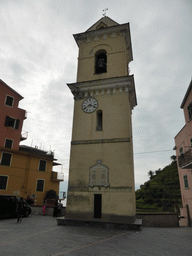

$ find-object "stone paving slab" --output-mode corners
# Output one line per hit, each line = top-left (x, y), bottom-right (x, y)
(0, 215), (192, 256)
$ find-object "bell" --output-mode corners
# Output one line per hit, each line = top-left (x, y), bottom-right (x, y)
(97, 58), (105, 68)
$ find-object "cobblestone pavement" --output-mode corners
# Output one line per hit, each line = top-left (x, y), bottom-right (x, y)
(0, 215), (192, 256)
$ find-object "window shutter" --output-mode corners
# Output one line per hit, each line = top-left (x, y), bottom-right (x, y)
(36, 180), (44, 192)
(39, 160), (46, 172)
(15, 119), (20, 129)
(101, 171), (107, 184)
(0, 176), (8, 190)
(5, 139), (13, 149)
(4, 116), (10, 127)
(184, 175), (189, 189)
(1, 153), (12, 166)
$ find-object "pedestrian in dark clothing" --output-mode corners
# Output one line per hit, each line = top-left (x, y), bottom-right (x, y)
(42, 198), (46, 216)
(58, 200), (62, 215)
(53, 200), (58, 217)
(16, 199), (23, 223)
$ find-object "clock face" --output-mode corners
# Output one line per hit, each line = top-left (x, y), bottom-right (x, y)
(82, 97), (98, 113)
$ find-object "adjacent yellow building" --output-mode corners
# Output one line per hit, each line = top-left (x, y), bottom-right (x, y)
(0, 145), (62, 205)
(0, 79), (63, 206)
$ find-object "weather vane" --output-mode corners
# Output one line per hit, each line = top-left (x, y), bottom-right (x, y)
(102, 8), (108, 17)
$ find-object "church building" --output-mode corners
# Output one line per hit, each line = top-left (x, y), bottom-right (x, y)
(65, 16), (137, 225)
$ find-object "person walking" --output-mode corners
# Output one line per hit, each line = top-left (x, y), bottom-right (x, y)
(16, 198), (23, 223)
(53, 200), (58, 217)
(42, 198), (46, 216)
(58, 199), (63, 216)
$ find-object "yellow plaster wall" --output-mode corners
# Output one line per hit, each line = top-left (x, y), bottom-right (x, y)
(72, 91), (132, 141)
(67, 191), (136, 220)
(68, 143), (134, 188)
(67, 89), (136, 221)
(0, 149), (60, 206)
(67, 137), (136, 219)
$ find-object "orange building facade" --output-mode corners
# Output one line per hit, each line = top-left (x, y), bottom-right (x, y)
(0, 79), (63, 206)
(0, 79), (26, 150)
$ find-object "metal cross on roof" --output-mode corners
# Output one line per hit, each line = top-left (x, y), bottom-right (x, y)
(102, 8), (108, 17)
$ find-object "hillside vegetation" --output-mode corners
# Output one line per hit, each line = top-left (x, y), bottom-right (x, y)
(136, 160), (182, 212)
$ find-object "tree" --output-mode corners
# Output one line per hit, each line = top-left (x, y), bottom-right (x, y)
(155, 168), (161, 175)
(170, 155), (176, 162)
(148, 170), (154, 179)
(46, 190), (58, 199)
(136, 160), (181, 212)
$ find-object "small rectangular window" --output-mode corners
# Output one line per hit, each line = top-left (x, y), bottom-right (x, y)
(39, 160), (46, 172)
(187, 103), (192, 120)
(91, 171), (97, 184)
(190, 138), (192, 147)
(96, 110), (103, 131)
(179, 147), (183, 155)
(36, 179), (44, 192)
(184, 175), (189, 189)
(4, 139), (13, 149)
(5, 95), (14, 107)
(5, 116), (20, 130)
(0, 153), (12, 166)
(0, 175), (8, 190)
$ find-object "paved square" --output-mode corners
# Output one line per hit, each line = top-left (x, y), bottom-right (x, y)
(0, 215), (191, 255)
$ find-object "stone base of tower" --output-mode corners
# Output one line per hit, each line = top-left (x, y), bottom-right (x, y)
(57, 216), (142, 231)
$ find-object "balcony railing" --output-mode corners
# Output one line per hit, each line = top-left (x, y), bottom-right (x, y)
(24, 111), (27, 119)
(178, 149), (192, 169)
(20, 131), (28, 141)
(51, 171), (64, 181)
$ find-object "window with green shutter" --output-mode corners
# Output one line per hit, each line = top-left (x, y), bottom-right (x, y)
(36, 180), (44, 192)
(0, 176), (8, 190)
(39, 160), (46, 172)
(184, 175), (189, 189)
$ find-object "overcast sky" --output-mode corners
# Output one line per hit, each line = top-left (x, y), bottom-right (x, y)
(0, 0), (192, 191)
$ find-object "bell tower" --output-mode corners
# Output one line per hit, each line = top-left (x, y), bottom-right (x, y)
(65, 16), (137, 226)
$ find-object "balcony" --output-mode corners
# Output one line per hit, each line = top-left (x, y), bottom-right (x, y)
(178, 149), (192, 169)
(20, 131), (28, 141)
(51, 171), (64, 181)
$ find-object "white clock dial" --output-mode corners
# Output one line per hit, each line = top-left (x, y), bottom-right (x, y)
(82, 97), (98, 113)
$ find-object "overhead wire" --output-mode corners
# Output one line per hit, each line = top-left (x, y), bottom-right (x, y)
(134, 149), (173, 155)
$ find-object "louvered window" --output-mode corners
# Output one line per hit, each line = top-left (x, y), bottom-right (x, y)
(36, 179), (44, 192)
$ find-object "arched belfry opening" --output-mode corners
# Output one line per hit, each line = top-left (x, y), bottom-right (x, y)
(95, 50), (107, 74)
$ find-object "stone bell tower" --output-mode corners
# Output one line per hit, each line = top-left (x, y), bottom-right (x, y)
(65, 16), (137, 226)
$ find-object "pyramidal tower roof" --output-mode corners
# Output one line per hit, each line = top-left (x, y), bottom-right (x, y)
(86, 16), (119, 32)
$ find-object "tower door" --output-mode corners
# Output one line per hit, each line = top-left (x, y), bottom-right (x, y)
(94, 194), (102, 218)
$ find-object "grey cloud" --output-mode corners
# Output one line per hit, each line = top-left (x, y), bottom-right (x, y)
(1, 0), (192, 188)
(10, 61), (28, 82)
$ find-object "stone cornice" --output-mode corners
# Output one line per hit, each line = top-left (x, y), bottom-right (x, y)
(73, 23), (133, 60)
(67, 75), (137, 109)
(71, 138), (131, 145)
